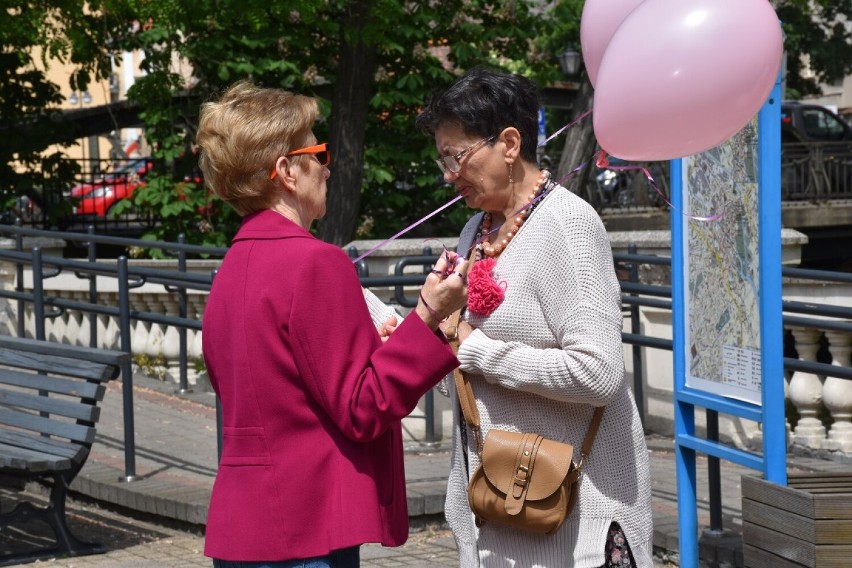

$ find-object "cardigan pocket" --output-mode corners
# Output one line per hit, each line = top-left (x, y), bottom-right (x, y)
(219, 426), (273, 466)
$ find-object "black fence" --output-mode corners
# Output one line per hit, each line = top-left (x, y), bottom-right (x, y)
(1, 223), (850, 535)
(781, 140), (852, 201)
(6, 143), (852, 238)
(1, 158), (171, 237)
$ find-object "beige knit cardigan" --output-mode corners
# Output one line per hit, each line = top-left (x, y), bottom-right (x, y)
(444, 184), (653, 568)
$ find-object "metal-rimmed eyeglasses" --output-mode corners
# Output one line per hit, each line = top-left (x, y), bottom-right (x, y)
(435, 136), (495, 175)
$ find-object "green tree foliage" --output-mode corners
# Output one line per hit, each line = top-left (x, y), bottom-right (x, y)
(3, 1), (849, 247)
(773, 0), (852, 99)
(0, 2), (112, 220)
(99, 0), (582, 247)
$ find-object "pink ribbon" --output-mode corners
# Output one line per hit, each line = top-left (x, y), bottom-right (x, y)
(351, 107), (724, 263)
(595, 151), (724, 222)
(351, 195), (464, 263)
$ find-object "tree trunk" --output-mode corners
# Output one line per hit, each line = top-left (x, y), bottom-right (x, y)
(555, 77), (600, 209)
(317, 0), (377, 246)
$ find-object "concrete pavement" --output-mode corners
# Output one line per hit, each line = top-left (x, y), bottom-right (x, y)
(3, 372), (848, 567)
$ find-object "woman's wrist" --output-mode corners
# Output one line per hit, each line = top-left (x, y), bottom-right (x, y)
(417, 292), (442, 330)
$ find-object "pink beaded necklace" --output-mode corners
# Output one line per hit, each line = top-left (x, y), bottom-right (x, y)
(467, 170), (551, 316)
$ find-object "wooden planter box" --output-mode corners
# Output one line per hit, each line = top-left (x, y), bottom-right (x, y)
(742, 473), (852, 567)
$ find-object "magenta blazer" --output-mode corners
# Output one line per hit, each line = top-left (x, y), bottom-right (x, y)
(202, 210), (458, 561)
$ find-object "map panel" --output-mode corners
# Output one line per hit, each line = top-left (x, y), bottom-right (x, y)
(683, 118), (762, 405)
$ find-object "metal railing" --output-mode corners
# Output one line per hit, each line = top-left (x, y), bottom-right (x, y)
(1, 223), (850, 540)
(590, 140), (852, 212)
(0, 224), (225, 481)
(781, 140), (852, 201)
(5, 144), (852, 234)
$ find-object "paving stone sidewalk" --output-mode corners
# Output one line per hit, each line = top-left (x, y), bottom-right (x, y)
(2, 374), (846, 566)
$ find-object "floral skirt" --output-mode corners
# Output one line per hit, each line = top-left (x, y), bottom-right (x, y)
(601, 522), (636, 568)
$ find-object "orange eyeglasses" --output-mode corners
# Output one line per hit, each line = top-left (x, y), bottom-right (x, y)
(269, 143), (331, 179)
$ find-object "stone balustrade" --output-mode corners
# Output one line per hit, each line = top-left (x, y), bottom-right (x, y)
(1, 230), (851, 458)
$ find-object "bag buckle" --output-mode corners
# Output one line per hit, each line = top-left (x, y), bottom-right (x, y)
(513, 464), (529, 489)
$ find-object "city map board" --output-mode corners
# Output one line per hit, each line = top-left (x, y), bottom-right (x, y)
(682, 118), (762, 405)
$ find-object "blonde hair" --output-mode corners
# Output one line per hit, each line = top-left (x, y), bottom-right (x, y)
(196, 81), (319, 216)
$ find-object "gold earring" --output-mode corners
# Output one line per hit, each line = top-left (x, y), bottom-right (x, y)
(508, 162), (514, 185)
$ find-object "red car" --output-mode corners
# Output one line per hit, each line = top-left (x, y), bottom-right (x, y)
(69, 159), (153, 217)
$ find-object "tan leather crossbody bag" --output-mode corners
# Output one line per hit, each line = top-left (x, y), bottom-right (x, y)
(445, 309), (604, 535)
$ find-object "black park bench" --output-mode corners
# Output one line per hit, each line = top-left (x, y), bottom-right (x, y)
(0, 334), (129, 565)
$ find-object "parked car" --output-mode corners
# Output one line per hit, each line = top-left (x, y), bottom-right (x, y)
(781, 102), (852, 143)
(68, 159), (153, 217)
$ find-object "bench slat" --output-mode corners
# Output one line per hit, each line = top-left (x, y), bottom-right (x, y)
(0, 429), (83, 461)
(0, 349), (116, 382)
(0, 407), (94, 444)
(0, 369), (103, 400)
(0, 389), (100, 422)
(0, 335), (129, 374)
(0, 443), (71, 472)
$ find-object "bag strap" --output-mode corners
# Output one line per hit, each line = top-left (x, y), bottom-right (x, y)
(446, 304), (605, 464)
(577, 406), (605, 471)
(447, 310), (484, 455)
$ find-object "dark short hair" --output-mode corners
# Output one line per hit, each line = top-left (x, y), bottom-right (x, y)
(415, 66), (541, 163)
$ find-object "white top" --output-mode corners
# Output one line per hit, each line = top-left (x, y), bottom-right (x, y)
(446, 184), (653, 567)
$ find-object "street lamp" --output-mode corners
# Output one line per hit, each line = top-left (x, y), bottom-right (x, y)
(68, 90), (93, 106)
(559, 48), (582, 77)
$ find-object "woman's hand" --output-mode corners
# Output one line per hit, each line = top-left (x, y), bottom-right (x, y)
(415, 250), (469, 330)
(456, 320), (474, 344)
(378, 316), (398, 342)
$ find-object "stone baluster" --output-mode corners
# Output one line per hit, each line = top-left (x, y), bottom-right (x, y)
(96, 292), (118, 349)
(130, 293), (151, 367)
(65, 295), (85, 346)
(23, 302), (34, 338)
(822, 330), (852, 453)
(784, 366), (793, 449)
(191, 328), (206, 388)
(0, 255), (17, 336)
(187, 295), (207, 385)
(160, 294), (182, 382)
(45, 292), (66, 344)
(141, 293), (167, 379)
(788, 327), (827, 448)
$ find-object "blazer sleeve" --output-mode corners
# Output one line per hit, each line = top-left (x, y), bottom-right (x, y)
(289, 247), (459, 442)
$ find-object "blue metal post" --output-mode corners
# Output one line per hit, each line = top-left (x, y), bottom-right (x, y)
(15, 221), (24, 337)
(758, 77), (787, 485)
(32, 248), (45, 341)
(671, 157), (699, 567)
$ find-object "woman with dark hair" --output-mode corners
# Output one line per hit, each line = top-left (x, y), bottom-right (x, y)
(416, 67), (653, 567)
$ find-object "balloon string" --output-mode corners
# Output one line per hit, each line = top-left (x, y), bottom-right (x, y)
(351, 109), (594, 263)
(537, 108), (596, 187)
(539, 108), (593, 148)
(350, 107), (723, 264)
(595, 151), (724, 222)
(351, 195), (464, 263)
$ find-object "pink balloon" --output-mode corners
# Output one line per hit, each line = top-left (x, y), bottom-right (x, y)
(580, 0), (645, 87)
(592, 0), (783, 162)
